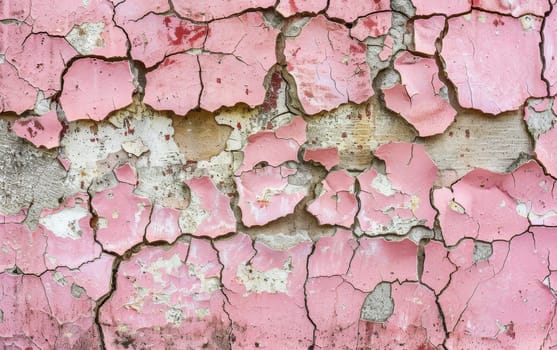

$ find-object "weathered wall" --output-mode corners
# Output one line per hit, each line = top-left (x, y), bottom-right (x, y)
(1, 0), (557, 349)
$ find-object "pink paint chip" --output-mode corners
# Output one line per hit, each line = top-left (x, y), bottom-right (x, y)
(351, 12), (392, 41)
(0, 62), (38, 114)
(307, 170), (358, 227)
(284, 15), (373, 114)
(114, 162), (137, 185)
(145, 205), (182, 243)
(0, 0), (31, 20)
(6, 33), (77, 95)
(235, 166), (306, 227)
(303, 147), (340, 170)
(383, 52), (456, 136)
(200, 12), (279, 111)
(441, 10), (546, 114)
(276, 0), (327, 17)
(412, 0), (471, 16)
(236, 116), (306, 174)
(39, 193), (102, 270)
(473, 0), (550, 16)
(327, 0), (390, 22)
(357, 143), (437, 235)
(173, 0), (275, 21)
(92, 183), (152, 255)
(13, 111), (63, 149)
(144, 54), (201, 115)
(123, 13), (207, 68)
(61, 58), (135, 121)
(185, 176), (236, 238)
(413, 16), (445, 55)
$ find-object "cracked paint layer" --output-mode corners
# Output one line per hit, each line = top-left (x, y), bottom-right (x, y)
(5, 0), (557, 348)
(441, 10), (546, 114)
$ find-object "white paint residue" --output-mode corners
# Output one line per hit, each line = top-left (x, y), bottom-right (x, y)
(39, 206), (89, 240)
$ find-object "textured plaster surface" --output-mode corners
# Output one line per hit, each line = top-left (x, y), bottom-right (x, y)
(3, 1), (557, 349)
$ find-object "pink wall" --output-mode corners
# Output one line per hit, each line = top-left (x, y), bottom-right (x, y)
(1, 0), (557, 349)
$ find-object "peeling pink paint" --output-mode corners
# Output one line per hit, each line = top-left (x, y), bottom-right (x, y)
(327, 0), (389, 22)
(185, 176), (236, 238)
(351, 12), (392, 41)
(144, 54), (201, 115)
(235, 166), (306, 227)
(442, 10), (546, 114)
(4, 0), (557, 348)
(307, 169), (358, 227)
(284, 15), (373, 114)
(92, 183), (152, 255)
(61, 58), (135, 121)
(13, 110), (63, 149)
(215, 232), (314, 348)
(358, 143), (437, 235)
(383, 52), (456, 136)
(200, 12), (279, 111)
(413, 16), (445, 55)
(303, 147), (340, 170)
(123, 14), (206, 68)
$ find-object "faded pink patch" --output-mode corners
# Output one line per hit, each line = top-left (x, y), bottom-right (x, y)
(123, 13), (207, 68)
(215, 232), (314, 348)
(351, 12), (392, 41)
(237, 116), (306, 174)
(413, 15), (445, 55)
(441, 10), (546, 114)
(200, 12), (279, 111)
(186, 176), (236, 238)
(284, 15), (373, 114)
(235, 166), (306, 227)
(100, 239), (231, 349)
(0, 272), (100, 349)
(65, 252), (115, 300)
(173, 0), (276, 21)
(473, 0), (550, 16)
(0, 221), (47, 274)
(276, 0), (326, 17)
(0, 63), (37, 114)
(92, 183), (152, 255)
(383, 52), (456, 136)
(412, 0), (471, 15)
(303, 147), (340, 170)
(13, 111), (63, 149)
(145, 205), (182, 243)
(307, 170), (358, 227)
(357, 143), (437, 235)
(144, 54), (201, 115)
(327, 0), (389, 22)
(61, 58), (135, 121)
